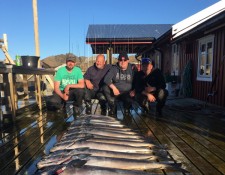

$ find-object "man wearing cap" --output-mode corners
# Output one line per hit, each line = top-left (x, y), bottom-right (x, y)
(103, 51), (137, 117)
(132, 58), (168, 117)
(84, 54), (111, 115)
(47, 56), (85, 115)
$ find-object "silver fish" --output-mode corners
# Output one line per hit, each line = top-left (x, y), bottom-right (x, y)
(58, 136), (148, 149)
(65, 128), (143, 139)
(36, 159), (87, 175)
(58, 136), (153, 147)
(61, 164), (165, 175)
(37, 154), (90, 169)
(47, 147), (168, 160)
(51, 140), (152, 153)
(68, 123), (133, 131)
(66, 128), (141, 138)
(61, 133), (145, 143)
(70, 120), (126, 128)
(80, 156), (182, 171)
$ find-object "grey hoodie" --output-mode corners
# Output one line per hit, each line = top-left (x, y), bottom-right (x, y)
(104, 63), (135, 93)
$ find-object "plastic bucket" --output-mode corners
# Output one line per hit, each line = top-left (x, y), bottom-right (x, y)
(21, 56), (39, 68)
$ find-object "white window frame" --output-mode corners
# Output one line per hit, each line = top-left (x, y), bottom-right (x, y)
(171, 44), (179, 76)
(197, 35), (214, 82)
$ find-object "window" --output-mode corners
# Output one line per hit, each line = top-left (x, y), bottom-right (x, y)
(171, 44), (179, 75)
(197, 35), (214, 81)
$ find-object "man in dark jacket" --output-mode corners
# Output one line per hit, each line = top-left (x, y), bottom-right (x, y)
(103, 51), (137, 117)
(84, 54), (111, 115)
(132, 58), (168, 116)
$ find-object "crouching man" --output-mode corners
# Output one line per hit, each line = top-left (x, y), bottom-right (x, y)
(132, 58), (168, 117)
(84, 54), (111, 115)
(103, 51), (137, 117)
(47, 57), (85, 115)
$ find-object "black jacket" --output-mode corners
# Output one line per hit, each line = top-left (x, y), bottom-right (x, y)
(134, 68), (166, 93)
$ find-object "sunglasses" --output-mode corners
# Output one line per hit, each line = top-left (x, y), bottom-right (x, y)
(118, 59), (128, 62)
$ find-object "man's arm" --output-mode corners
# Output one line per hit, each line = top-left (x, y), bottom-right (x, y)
(109, 83), (120, 96)
(85, 79), (94, 90)
(54, 81), (68, 100)
(104, 67), (120, 96)
(64, 79), (85, 95)
(142, 90), (156, 102)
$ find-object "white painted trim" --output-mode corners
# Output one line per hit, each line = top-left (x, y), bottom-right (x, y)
(172, 1), (225, 39)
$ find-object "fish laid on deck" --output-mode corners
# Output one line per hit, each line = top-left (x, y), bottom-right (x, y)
(36, 114), (187, 175)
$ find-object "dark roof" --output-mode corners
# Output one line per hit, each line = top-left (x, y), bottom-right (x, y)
(86, 24), (172, 54)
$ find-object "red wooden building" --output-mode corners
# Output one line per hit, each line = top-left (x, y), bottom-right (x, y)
(146, 1), (225, 107)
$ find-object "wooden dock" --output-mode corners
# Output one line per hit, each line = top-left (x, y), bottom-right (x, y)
(0, 97), (225, 174)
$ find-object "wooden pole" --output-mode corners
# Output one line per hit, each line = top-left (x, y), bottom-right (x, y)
(32, 0), (40, 62)
(32, 0), (42, 110)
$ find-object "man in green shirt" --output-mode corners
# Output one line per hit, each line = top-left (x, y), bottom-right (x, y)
(48, 57), (85, 115)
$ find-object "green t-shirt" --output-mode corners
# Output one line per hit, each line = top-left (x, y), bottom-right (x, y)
(54, 66), (84, 91)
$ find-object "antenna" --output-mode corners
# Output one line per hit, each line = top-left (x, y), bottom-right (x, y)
(68, 11), (71, 54)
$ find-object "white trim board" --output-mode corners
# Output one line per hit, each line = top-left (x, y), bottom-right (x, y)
(172, 1), (225, 39)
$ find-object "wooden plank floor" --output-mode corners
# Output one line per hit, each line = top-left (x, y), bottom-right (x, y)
(90, 97), (225, 175)
(1, 97), (225, 174)
(112, 97), (225, 175)
(0, 102), (76, 175)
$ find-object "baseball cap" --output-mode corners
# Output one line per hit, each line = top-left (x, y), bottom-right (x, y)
(141, 58), (152, 64)
(118, 51), (129, 61)
(66, 57), (76, 62)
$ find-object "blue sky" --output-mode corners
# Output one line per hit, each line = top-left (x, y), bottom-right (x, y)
(0, 0), (220, 61)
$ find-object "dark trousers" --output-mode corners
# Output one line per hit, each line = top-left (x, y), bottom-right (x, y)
(136, 89), (168, 112)
(47, 88), (84, 109)
(84, 88), (107, 109)
(103, 85), (133, 109)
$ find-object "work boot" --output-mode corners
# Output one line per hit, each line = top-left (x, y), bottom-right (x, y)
(155, 107), (163, 117)
(141, 100), (150, 114)
(101, 108), (107, 115)
(108, 105), (117, 118)
(100, 103), (107, 115)
(124, 108), (130, 116)
(73, 105), (80, 116)
(85, 102), (92, 115)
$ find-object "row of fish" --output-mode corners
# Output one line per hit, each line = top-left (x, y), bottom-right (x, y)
(36, 114), (187, 175)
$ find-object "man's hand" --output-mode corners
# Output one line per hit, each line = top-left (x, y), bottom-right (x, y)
(109, 84), (120, 96)
(130, 90), (135, 97)
(86, 80), (94, 90)
(63, 93), (69, 101)
(112, 87), (120, 96)
(64, 84), (71, 95)
(145, 85), (156, 93)
(147, 93), (156, 102)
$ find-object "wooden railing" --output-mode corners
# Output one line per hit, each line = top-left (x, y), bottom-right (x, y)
(0, 64), (55, 120)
